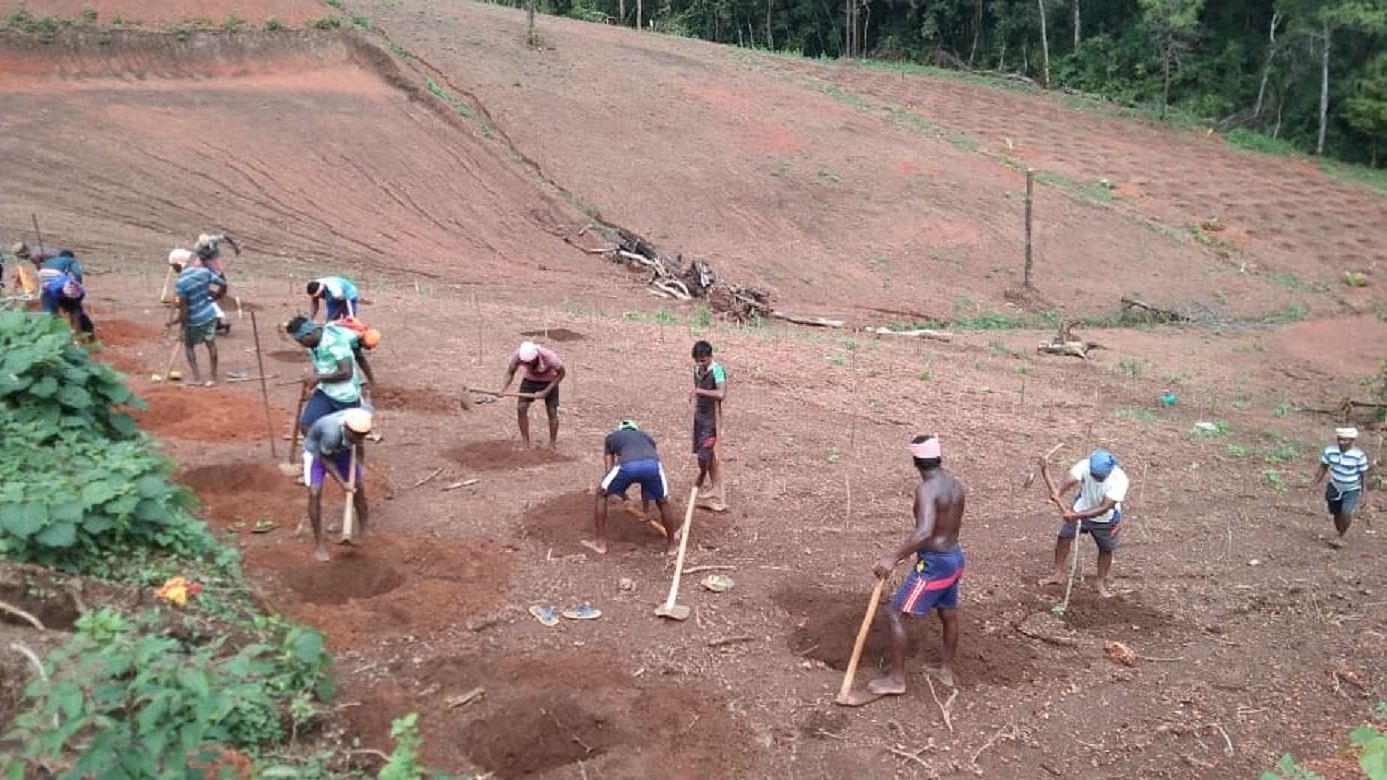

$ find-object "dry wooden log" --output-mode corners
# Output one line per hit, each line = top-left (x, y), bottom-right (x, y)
(862, 326), (953, 342)
(1037, 340), (1098, 358)
(770, 311), (845, 328)
(1119, 296), (1187, 323)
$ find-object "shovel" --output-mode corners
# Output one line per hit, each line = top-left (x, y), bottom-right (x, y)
(834, 576), (888, 707)
(655, 486), (699, 621)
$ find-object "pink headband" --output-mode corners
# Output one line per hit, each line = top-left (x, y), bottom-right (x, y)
(909, 438), (940, 459)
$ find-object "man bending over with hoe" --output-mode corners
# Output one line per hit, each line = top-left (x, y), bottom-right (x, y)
(584, 420), (678, 556)
(306, 275), (360, 322)
(500, 340), (565, 448)
(870, 434), (966, 693)
(303, 408), (372, 562)
(287, 317), (368, 432)
(1041, 449), (1129, 598)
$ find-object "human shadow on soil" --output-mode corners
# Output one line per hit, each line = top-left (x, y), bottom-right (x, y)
(444, 439), (574, 471)
(774, 584), (1039, 687)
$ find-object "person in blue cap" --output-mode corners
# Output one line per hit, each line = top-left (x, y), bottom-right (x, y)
(584, 420), (678, 556)
(1042, 449), (1129, 598)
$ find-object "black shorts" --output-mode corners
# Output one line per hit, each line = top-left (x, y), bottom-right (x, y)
(518, 378), (559, 412)
(693, 419), (717, 465)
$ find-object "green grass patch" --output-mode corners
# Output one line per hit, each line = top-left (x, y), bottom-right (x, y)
(1223, 128), (1298, 156)
(1034, 171), (1115, 203)
(263, 16), (283, 31)
(350, 14), (371, 30)
(309, 15), (341, 29)
(1275, 302), (1309, 323)
(1320, 159), (1387, 195)
(1115, 406), (1160, 424)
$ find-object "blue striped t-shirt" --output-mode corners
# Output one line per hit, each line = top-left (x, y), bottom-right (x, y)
(175, 266), (225, 326)
(1321, 445), (1369, 492)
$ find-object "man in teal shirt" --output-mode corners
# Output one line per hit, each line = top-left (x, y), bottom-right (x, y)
(287, 316), (370, 433)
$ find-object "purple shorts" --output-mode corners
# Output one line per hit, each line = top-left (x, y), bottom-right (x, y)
(303, 450), (362, 488)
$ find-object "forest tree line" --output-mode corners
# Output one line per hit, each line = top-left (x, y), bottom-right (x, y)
(515, 0), (1387, 167)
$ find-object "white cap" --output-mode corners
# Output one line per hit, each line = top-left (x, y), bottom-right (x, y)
(195, 233), (212, 249)
(517, 341), (539, 362)
(168, 248), (193, 267)
(343, 408), (373, 434)
(1335, 426), (1359, 439)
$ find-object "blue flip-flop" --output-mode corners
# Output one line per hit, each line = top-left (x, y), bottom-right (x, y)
(562, 603), (602, 620)
(528, 605), (559, 627)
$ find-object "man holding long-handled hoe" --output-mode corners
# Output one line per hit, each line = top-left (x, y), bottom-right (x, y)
(166, 258), (227, 386)
(868, 434), (966, 694)
(690, 340), (728, 512)
(499, 340), (565, 449)
(303, 408), (372, 562)
(1040, 449), (1129, 598)
(286, 316), (369, 432)
(583, 420), (679, 556)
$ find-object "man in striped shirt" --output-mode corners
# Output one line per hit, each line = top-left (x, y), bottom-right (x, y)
(1311, 426), (1371, 548)
(168, 262), (227, 386)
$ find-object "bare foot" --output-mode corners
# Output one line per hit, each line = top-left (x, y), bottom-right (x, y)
(204, 380), (216, 388)
(1096, 579), (1115, 598)
(579, 539), (608, 555)
(1037, 573), (1064, 587)
(1327, 537), (1345, 549)
(925, 664), (956, 687)
(665, 542), (679, 556)
(866, 676), (906, 695)
(314, 544), (330, 562)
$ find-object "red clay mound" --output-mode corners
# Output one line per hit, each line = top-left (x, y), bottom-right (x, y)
(0, 0), (324, 26)
(244, 535), (514, 649)
(134, 385), (288, 442)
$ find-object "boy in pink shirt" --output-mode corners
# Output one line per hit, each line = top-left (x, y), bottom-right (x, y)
(499, 341), (566, 448)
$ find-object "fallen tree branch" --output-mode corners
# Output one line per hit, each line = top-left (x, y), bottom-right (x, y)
(770, 311), (844, 328)
(886, 745), (933, 771)
(411, 467), (444, 489)
(862, 326), (953, 342)
(1013, 621), (1079, 646)
(683, 565), (736, 574)
(971, 723), (1019, 766)
(924, 676), (958, 733)
(1037, 340), (1100, 359)
(1119, 296), (1188, 323)
(707, 635), (757, 648)
(0, 600), (45, 630)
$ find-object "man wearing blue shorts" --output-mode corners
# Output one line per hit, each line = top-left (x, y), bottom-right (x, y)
(307, 276), (360, 322)
(1042, 449), (1129, 598)
(583, 421), (678, 556)
(870, 434), (966, 693)
(303, 408), (372, 562)
(1311, 426), (1371, 548)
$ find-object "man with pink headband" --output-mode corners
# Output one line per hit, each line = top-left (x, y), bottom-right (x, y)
(870, 434), (966, 693)
(499, 340), (566, 448)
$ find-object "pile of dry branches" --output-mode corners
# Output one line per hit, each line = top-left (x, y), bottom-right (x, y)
(593, 226), (772, 323)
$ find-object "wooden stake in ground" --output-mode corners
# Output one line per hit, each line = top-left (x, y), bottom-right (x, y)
(281, 384), (308, 478)
(339, 446), (358, 545)
(1023, 168), (1035, 288)
(158, 266), (174, 303)
(834, 576), (887, 707)
(249, 312), (277, 459)
(655, 487), (699, 621)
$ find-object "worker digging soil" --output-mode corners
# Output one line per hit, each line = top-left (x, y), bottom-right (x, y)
(584, 420), (679, 556)
(868, 434), (966, 694)
(287, 316), (371, 433)
(166, 255), (227, 386)
(307, 275), (361, 322)
(1040, 449), (1130, 598)
(303, 408), (373, 562)
(499, 340), (565, 449)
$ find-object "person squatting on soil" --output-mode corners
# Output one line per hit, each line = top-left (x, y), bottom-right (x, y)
(584, 420), (679, 556)
(303, 408), (372, 562)
(167, 258), (227, 386)
(306, 275), (360, 322)
(41, 272), (94, 338)
(690, 340), (728, 512)
(287, 316), (370, 433)
(500, 340), (565, 448)
(869, 434), (965, 694)
(1311, 427), (1371, 548)
(1042, 449), (1129, 598)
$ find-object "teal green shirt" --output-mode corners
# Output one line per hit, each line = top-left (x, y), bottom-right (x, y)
(309, 324), (361, 403)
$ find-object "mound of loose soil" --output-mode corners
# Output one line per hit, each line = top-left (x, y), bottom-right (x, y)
(444, 440), (573, 471)
(369, 385), (459, 415)
(244, 536), (514, 649)
(133, 386), (289, 443)
(518, 490), (670, 549)
(518, 327), (585, 342)
(95, 318), (161, 348)
(773, 584), (1038, 687)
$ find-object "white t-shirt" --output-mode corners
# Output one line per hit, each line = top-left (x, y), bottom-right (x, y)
(1068, 460), (1129, 523)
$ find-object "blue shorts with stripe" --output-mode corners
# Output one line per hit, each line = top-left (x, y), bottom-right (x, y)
(890, 546), (964, 615)
(599, 458), (668, 502)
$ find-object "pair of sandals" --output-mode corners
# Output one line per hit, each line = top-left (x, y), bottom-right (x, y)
(529, 603), (601, 626)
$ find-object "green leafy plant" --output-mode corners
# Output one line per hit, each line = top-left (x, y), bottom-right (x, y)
(1262, 469), (1287, 491)
(1226, 444), (1248, 457)
(263, 16), (283, 31)
(1119, 356), (1142, 377)
(379, 713), (425, 780)
(5, 609), (333, 775)
(919, 363), (932, 381)
(309, 16), (341, 29)
(351, 14), (372, 30)
(222, 13), (245, 31)
(1344, 271), (1368, 288)
(79, 6), (97, 24)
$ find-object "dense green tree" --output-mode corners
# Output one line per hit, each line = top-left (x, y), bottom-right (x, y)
(1347, 52), (1387, 164)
